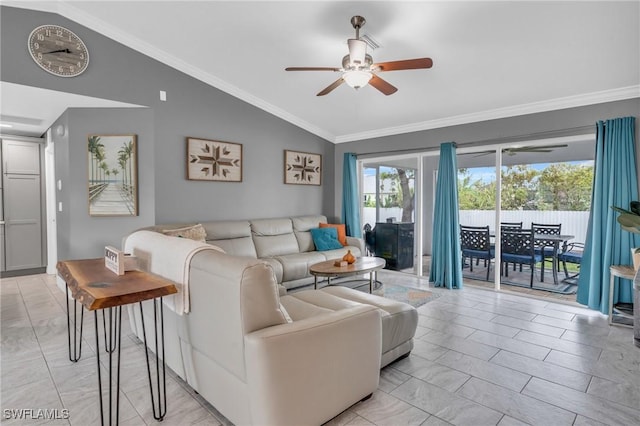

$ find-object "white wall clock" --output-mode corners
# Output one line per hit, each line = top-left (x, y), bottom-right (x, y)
(28, 25), (89, 77)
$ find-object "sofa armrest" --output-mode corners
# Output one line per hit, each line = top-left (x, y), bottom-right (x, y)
(346, 236), (365, 254)
(244, 305), (381, 425)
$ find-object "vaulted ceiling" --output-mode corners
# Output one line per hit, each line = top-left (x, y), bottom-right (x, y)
(2, 1), (639, 142)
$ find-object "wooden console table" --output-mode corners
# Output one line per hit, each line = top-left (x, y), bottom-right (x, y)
(57, 258), (177, 425)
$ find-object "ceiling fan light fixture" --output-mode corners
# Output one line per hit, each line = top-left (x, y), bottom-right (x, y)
(343, 70), (372, 89)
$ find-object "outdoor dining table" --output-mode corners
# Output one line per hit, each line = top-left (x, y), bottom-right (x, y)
(488, 231), (575, 286)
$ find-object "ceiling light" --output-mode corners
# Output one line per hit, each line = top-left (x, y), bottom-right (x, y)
(0, 123), (13, 128)
(343, 70), (372, 89)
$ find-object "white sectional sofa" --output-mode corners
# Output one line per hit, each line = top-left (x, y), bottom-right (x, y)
(123, 218), (418, 425)
(142, 215), (364, 290)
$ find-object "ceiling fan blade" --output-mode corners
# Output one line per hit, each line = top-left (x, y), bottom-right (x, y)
(507, 144), (569, 152)
(369, 74), (398, 95)
(285, 67), (341, 72)
(373, 58), (433, 72)
(317, 77), (345, 96)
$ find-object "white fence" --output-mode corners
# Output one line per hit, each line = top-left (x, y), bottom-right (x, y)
(362, 208), (589, 246)
(459, 210), (589, 243)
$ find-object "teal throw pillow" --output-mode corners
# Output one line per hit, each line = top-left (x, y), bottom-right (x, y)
(310, 227), (343, 251)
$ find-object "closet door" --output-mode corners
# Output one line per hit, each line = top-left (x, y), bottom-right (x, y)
(2, 140), (43, 271)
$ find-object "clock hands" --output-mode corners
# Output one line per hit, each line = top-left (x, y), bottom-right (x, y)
(43, 48), (72, 54)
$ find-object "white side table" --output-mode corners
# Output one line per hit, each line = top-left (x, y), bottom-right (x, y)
(609, 265), (635, 327)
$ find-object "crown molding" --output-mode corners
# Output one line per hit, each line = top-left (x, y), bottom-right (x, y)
(13, 1), (337, 142)
(7, 3), (637, 145)
(334, 85), (640, 143)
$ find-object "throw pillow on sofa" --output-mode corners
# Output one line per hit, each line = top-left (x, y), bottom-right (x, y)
(162, 224), (207, 242)
(310, 227), (343, 251)
(319, 223), (347, 246)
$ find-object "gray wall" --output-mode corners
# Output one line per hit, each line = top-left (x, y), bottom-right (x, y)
(2, 6), (335, 258)
(334, 98), (640, 255)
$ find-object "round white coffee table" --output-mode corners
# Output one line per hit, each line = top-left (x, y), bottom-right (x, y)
(309, 256), (386, 293)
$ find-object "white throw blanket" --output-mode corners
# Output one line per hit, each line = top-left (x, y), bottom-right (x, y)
(124, 230), (224, 314)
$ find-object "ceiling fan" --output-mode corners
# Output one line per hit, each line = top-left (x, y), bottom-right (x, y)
(466, 144), (569, 157)
(285, 16), (433, 96)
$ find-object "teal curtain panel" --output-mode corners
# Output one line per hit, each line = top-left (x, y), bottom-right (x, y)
(577, 117), (638, 313)
(430, 142), (463, 289)
(342, 153), (362, 237)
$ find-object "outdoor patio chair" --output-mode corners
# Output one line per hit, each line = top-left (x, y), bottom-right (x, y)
(500, 222), (523, 270)
(500, 221), (523, 231)
(532, 222), (562, 282)
(501, 229), (543, 287)
(557, 241), (584, 281)
(460, 225), (494, 280)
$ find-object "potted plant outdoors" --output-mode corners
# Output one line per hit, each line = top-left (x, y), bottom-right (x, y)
(612, 201), (640, 271)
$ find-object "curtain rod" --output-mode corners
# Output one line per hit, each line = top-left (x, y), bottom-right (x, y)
(356, 125), (595, 159)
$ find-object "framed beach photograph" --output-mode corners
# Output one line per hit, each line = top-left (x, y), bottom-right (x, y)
(284, 150), (322, 185)
(187, 137), (243, 182)
(87, 134), (138, 217)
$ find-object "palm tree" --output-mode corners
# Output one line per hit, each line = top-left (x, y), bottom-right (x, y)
(118, 156), (127, 188)
(100, 162), (109, 183)
(95, 147), (107, 183)
(119, 140), (134, 196)
(88, 136), (100, 184)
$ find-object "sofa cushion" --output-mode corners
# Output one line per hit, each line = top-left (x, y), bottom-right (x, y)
(274, 252), (326, 282)
(292, 215), (328, 252)
(251, 218), (300, 257)
(320, 223), (347, 246)
(162, 224), (207, 242)
(310, 228), (343, 251)
(317, 245), (362, 261)
(201, 221), (257, 258)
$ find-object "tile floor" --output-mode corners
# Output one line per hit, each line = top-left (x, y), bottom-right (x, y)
(1, 271), (638, 425)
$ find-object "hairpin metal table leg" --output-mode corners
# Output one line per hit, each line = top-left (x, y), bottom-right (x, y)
(139, 298), (167, 421)
(94, 306), (122, 426)
(66, 284), (83, 362)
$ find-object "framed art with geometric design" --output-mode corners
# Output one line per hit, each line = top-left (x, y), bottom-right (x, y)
(284, 150), (322, 186)
(187, 137), (243, 182)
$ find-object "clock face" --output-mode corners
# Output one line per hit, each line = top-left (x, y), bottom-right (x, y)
(28, 25), (89, 77)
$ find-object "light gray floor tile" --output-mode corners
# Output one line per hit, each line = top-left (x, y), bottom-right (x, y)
(417, 303), (460, 321)
(418, 315), (476, 338)
(450, 314), (521, 338)
(544, 349), (598, 374)
(411, 339), (451, 361)
(390, 354), (470, 392)
(378, 366), (411, 393)
(1, 353), (51, 390)
(457, 377), (576, 425)
(532, 315), (610, 337)
(514, 330), (602, 360)
(491, 314), (565, 338)
(323, 410), (359, 426)
(420, 331), (500, 361)
(522, 377), (640, 426)
(424, 300), (497, 321)
(491, 350), (591, 391)
(467, 330), (550, 360)
(420, 416), (453, 426)
(353, 390), (430, 426)
(471, 302), (538, 322)
(345, 416), (376, 425)
(391, 377), (503, 426)
(435, 350), (530, 392)
(587, 376), (640, 410)
(572, 415), (608, 426)
(496, 415), (530, 426)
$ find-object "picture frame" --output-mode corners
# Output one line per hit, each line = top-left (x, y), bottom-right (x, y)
(88, 134), (138, 217)
(284, 150), (322, 185)
(187, 137), (243, 182)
